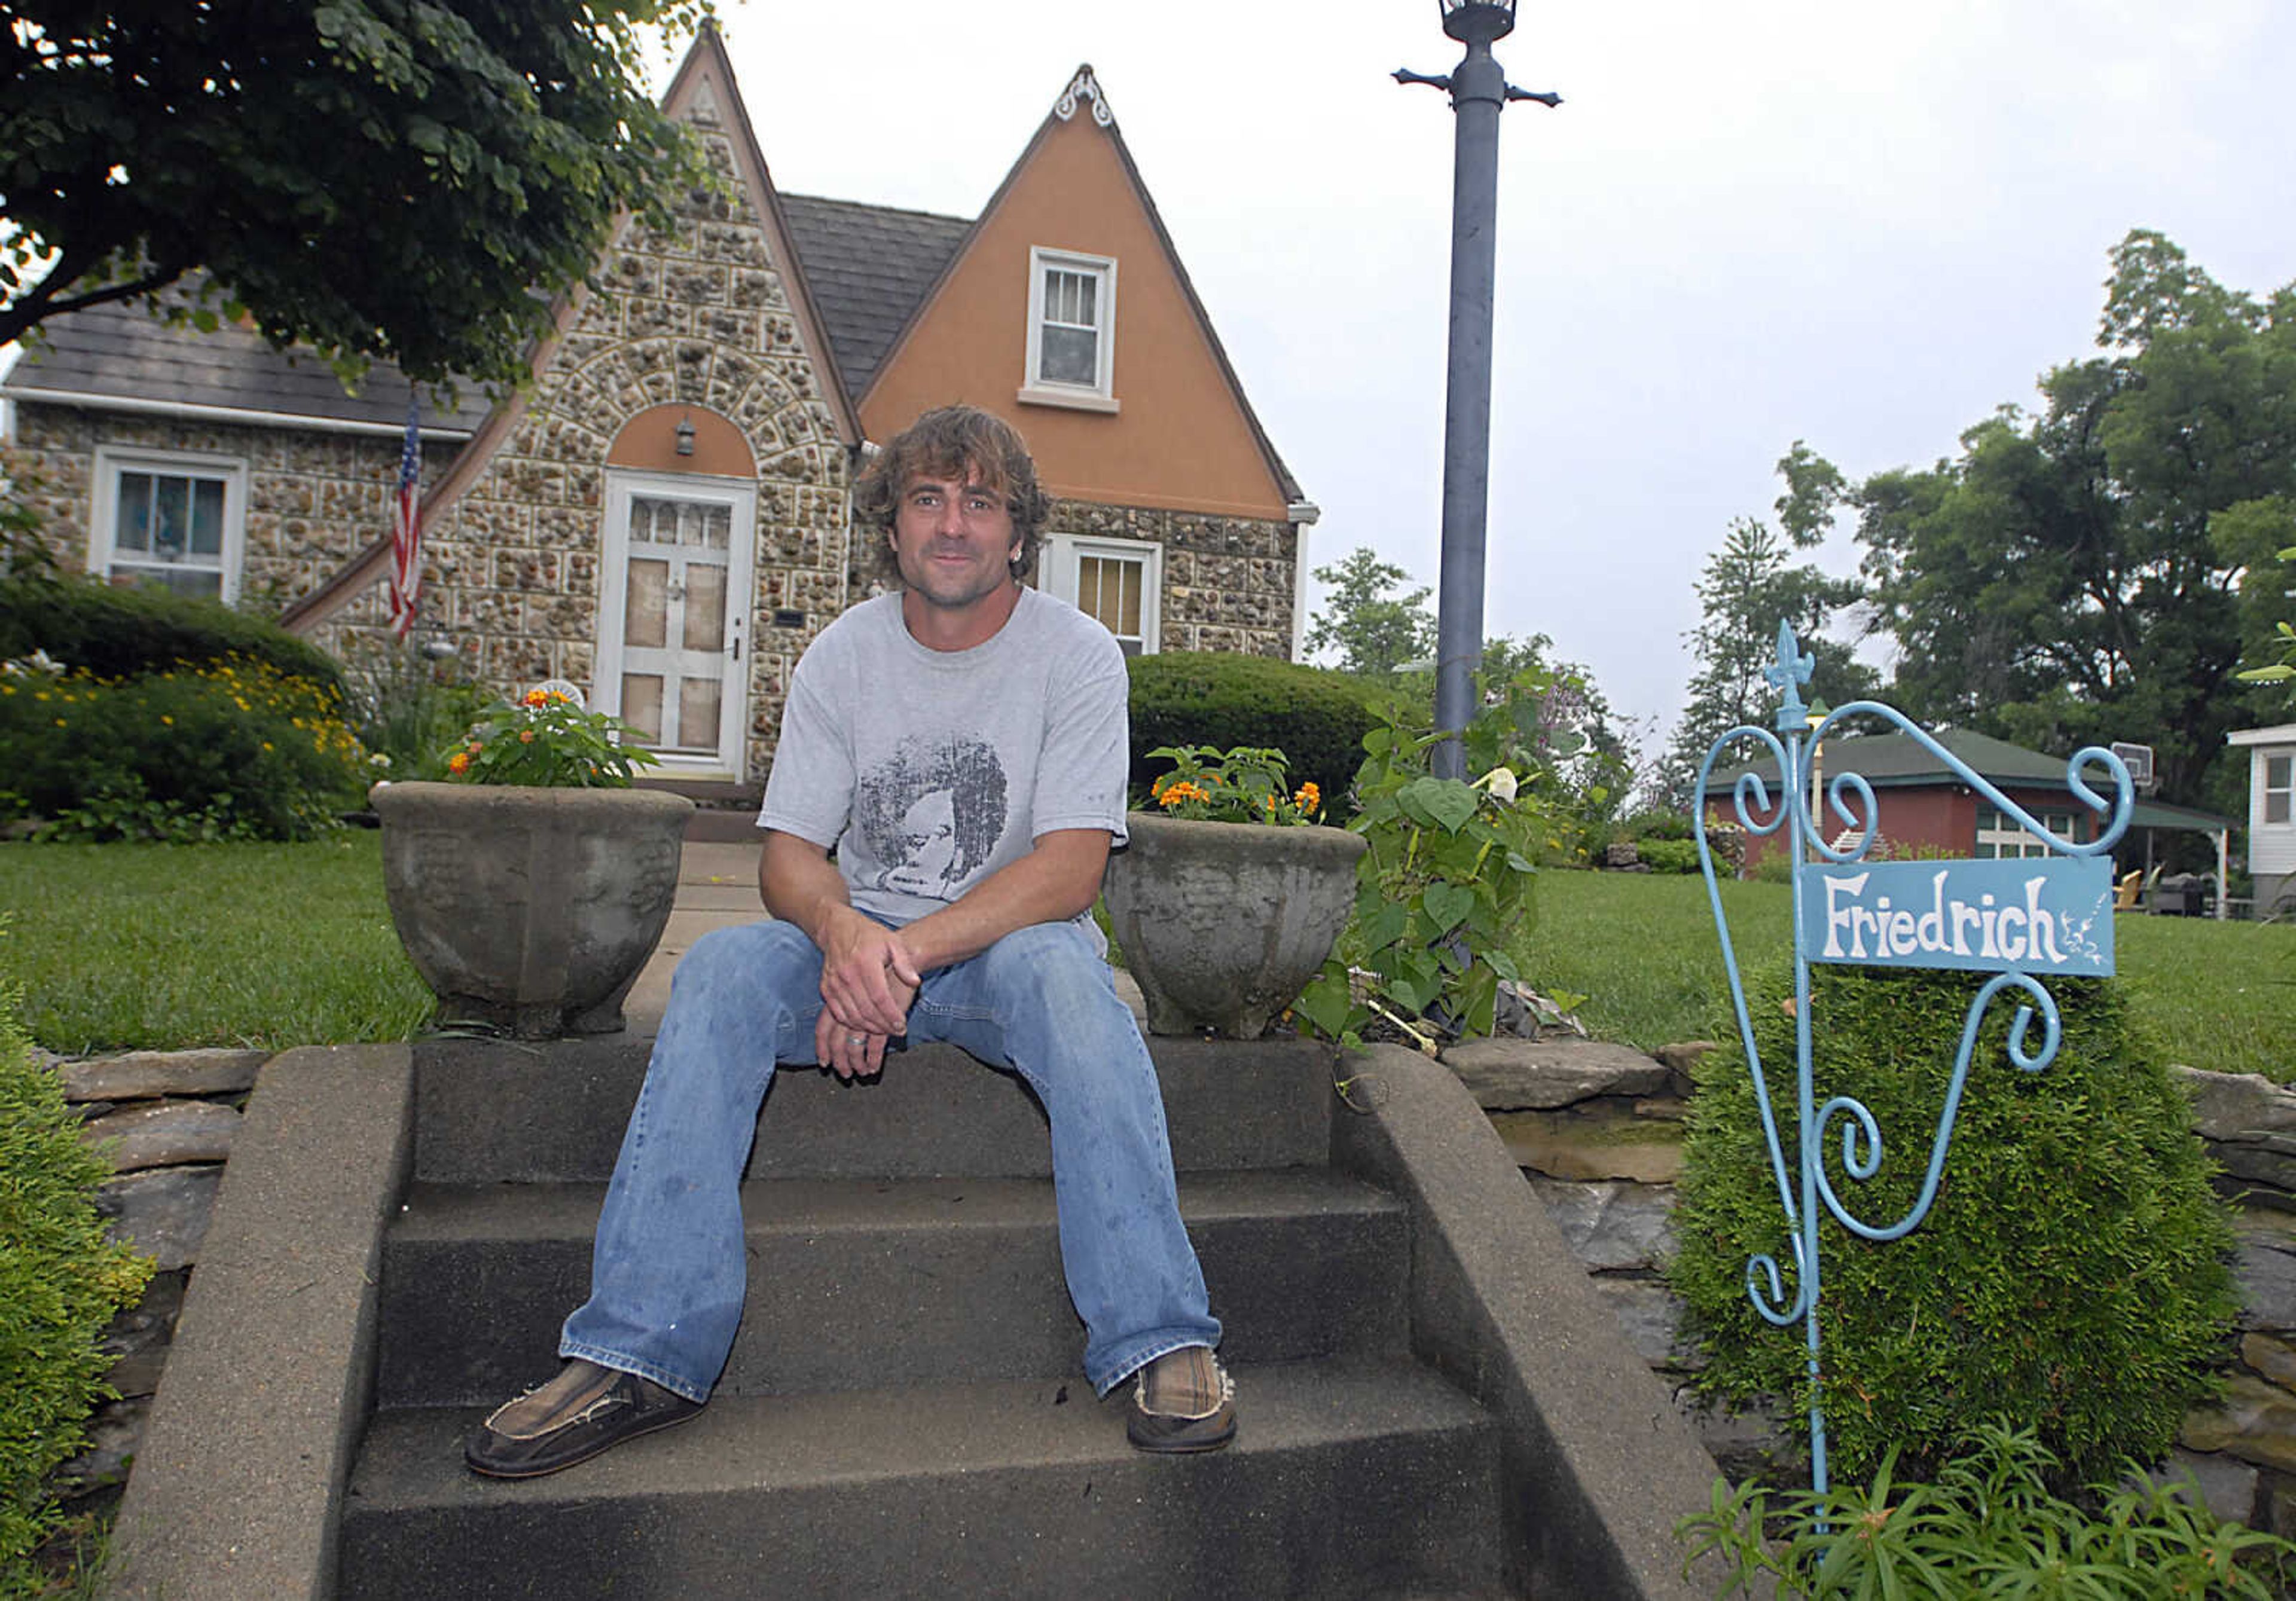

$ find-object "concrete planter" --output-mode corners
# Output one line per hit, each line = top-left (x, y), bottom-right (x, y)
(371, 781), (694, 1038)
(1101, 811), (1367, 1040)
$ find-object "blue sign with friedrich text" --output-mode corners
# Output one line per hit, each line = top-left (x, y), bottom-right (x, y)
(1800, 857), (2115, 977)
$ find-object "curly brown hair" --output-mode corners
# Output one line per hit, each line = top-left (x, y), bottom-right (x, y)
(853, 405), (1051, 585)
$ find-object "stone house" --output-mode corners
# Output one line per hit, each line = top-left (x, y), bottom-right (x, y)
(0, 29), (1315, 794)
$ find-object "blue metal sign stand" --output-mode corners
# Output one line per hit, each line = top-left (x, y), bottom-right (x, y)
(1692, 625), (2133, 1496)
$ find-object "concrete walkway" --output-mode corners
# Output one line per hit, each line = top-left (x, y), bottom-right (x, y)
(624, 820), (1149, 1037)
(625, 834), (763, 1036)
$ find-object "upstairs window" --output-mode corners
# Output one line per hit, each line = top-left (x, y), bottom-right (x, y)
(91, 448), (246, 601)
(1021, 248), (1118, 413)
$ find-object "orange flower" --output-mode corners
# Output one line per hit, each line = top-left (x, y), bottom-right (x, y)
(448, 750), (472, 775)
(520, 729), (536, 744)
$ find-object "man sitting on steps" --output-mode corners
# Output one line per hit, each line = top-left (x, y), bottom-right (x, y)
(465, 404), (1235, 1478)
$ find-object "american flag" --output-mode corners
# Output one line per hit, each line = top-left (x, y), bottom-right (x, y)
(386, 394), (423, 640)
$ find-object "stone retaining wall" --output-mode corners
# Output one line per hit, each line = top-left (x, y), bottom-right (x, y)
(47, 1034), (2296, 1542)
(38, 1046), (267, 1499)
(1460, 1035), (2296, 1532)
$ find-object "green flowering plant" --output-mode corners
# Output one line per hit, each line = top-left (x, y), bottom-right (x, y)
(1143, 744), (1323, 826)
(1293, 665), (1582, 1048)
(441, 688), (660, 789)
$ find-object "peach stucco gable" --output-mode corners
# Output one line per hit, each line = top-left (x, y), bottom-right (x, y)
(859, 94), (1290, 522)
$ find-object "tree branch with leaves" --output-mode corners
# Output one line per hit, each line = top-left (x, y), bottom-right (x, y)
(1, 0), (720, 391)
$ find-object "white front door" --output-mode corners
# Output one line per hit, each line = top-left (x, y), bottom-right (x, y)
(598, 471), (755, 776)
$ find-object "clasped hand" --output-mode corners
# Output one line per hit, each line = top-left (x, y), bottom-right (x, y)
(816, 909), (922, 1081)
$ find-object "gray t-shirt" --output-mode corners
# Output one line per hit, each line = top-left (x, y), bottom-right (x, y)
(757, 588), (1131, 935)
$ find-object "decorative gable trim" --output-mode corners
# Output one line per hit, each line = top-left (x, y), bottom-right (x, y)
(1053, 67), (1115, 128)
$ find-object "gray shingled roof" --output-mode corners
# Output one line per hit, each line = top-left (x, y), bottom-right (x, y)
(777, 193), (971, 398)
(2, 194), (967, 431)
(0, 295), (491, 435)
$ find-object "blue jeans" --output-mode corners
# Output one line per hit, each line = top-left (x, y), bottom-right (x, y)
(560, 918), (1220, 1401)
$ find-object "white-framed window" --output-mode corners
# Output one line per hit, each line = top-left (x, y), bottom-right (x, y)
(2265, 753), (2292, 826)
(1975, 803), (2077, 860)
(89, 447), (248, 602)
(1019, 248), (1118, 413)
(1042, 533), (1159, 656)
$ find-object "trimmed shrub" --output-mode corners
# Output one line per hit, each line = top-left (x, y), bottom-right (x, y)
(1669, 962), (2236, 1489)
(0, 656), (371, 841)
(0, 967), (154, 1575)
(1126, 652), (1381, 821)
(1636, 838), (1699, 874)
(1625, 808), (1696, 842)
(0, 573), (344, 696)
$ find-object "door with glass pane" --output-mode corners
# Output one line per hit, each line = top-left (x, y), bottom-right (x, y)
(598, 473), (754, 774)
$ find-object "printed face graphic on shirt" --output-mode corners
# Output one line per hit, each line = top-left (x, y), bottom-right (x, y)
(857, 734), (1008, 900)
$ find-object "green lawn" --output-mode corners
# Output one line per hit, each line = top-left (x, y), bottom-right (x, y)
(2, 838), (2286, 1080)
(0, 833), (431, 1055)
(1524, 869), (2296, 1082)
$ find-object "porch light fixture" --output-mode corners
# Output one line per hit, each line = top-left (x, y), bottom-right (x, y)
(674, 415), (696, 457)
(1397, 0), (1560, 777)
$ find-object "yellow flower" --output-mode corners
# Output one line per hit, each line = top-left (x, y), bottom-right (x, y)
(161, 715), (173, 725)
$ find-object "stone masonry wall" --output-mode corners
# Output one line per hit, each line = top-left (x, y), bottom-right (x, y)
(1465, 1033), (2296, 1535)
(36, 1046), (267, 1499)
(3, 405), (442, 612)
(838, 498), (1302, 667)
(317, 79), (851, 785)
(1058, 502), (1299, 659)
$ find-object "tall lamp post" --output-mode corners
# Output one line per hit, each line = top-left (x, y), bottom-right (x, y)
(1397, 0), (1558, 778)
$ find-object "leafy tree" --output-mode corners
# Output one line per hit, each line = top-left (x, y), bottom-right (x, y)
(2223, 513), (2296, 691)
(1853, 231), (2296, 811)
(1665, 445), (1874, 799)
(1, 1), (716, 388)
(1303, 546), (1435, 678)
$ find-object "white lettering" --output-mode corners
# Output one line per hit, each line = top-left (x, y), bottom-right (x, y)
(1979, 896), (2001, 960)
(1953, 903), (1979, 956)
(2025, 875), (2063, 964)
(1889, 909), (1917, 955)
(1999, 905), (2026, 963)
(1918, 872), (1947, 952)
(1823, 873), (1869, 960)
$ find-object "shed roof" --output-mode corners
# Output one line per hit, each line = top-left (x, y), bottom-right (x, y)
(1709, 727), (2236, 833)
(0, 296), (491, 437)
(1713, 728), (2070, 790)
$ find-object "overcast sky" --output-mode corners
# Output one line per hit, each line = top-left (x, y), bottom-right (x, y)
(724, 5), (2276, 743)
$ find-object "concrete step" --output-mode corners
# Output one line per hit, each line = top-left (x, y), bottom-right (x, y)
(340, 1360), (1504, 1601)
(413, 1034), (1337, 1184)
(377, 1169), (1409, 1408)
